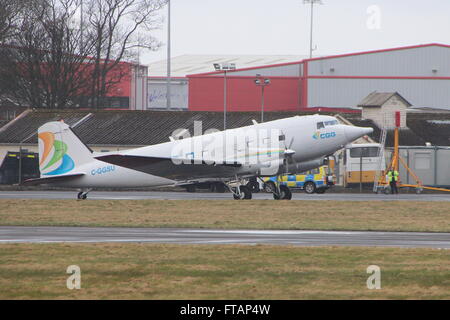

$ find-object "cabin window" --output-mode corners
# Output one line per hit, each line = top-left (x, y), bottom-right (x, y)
(279, 134), (285, 141)
(317, 122), (325, 129)
(324, 120), (339, 126)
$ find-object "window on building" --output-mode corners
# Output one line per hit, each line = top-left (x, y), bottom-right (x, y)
(349, 147), (379, 158)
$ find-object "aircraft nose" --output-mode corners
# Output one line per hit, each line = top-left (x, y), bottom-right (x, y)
(344, 126), (373, 142)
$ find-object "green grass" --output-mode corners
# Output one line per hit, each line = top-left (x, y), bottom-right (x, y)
(0, 199), (449, 232)
(0, 243), (449, 299)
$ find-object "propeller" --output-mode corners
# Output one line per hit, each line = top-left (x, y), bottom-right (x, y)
(281, 131), (295, 174)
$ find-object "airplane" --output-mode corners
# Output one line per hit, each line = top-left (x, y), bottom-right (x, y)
(24, 115), (373, 200)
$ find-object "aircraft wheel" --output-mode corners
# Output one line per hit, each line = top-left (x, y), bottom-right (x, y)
(233, 186), (252, 200)
(247, 181), (260, 193)
(280, 185), (292, 200)
(304, 181), (316, 194)
(264, 181), (276, 193)
(77, 192), (88, 200)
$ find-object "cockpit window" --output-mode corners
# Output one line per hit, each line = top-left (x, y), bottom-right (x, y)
(324, 120), (339, 126)
(317, 122), (325, 129)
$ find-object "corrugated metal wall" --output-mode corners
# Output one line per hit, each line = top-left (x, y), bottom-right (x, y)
(188, 76), (300, 112)
(308, 46), (450, 77)
(186, 44), (450, 111)
(306, 45), (450, 109)
(308, 78), (450, 109)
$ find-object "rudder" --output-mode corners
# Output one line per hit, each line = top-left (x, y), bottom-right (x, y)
(38, 121), (92, 176)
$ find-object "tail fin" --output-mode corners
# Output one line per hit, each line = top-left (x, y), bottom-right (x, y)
(38, 121), (92, 177)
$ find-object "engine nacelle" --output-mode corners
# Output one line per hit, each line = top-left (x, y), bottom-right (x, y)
(257, 158), (326, 177)
(292, 158), (326, 174)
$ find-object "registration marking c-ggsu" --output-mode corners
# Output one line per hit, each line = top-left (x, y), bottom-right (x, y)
(91, 165), (116, 176)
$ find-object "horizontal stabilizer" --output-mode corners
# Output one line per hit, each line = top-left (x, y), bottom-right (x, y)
(22, 173), (85, 186)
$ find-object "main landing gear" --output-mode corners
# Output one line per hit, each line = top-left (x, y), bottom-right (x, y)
(263, 180), (292, 200)
(77, 189), (92, 200)
(225, 179), (253, 200)
(224, 177), (293, 200)
(232, 185), (252, 200)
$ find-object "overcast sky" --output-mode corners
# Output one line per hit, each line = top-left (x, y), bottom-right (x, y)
(142, 0), (450, 64)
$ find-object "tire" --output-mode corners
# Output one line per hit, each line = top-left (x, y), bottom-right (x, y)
(274, 185), (292, 200)
(304, 181), (316, 194)
(233, 186), (252, 200)
(77, 192), (83, 200)
(81, 193), (87, 200)
(264, 181), (276, 193)
(247, 181), (260, 193)
(316, 188), (326, 194)
(280, 185), (292, 200)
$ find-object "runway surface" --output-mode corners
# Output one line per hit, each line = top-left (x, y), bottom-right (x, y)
(0, 191), (449, 201)
(1, 226), (449, 248)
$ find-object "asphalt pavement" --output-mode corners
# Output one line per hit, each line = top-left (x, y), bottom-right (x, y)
(1, 226), (449, 248)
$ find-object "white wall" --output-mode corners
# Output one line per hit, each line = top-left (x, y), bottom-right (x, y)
(147, 78), (189, 109)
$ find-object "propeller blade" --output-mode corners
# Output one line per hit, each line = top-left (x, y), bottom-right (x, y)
(288, 137), (294, 149)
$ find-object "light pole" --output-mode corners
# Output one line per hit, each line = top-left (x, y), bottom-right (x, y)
(166, 0), (171, 110)
(254, 75), (271, 123)
(213, 63), (236, 130)
(303, 0), (323, 58)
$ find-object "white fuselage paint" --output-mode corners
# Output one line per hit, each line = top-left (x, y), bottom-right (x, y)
(51, 115), (371, 189)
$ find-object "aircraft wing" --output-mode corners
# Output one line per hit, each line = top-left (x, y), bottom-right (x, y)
(95, 154), (242, 180)
(21, 173), (85, 186)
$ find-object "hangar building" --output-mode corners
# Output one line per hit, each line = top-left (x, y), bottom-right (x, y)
(187, 43), (450, 112)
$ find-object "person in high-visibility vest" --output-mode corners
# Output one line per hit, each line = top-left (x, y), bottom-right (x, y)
(387, 169), (399, 194)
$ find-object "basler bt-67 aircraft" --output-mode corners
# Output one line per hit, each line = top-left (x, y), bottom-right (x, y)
(25, 115), (373, 200)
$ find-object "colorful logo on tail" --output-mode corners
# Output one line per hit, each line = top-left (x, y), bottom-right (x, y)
(39, 132), (74, 176)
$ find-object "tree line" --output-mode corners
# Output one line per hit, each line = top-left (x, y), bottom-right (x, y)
(0, 0), (167, 109)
